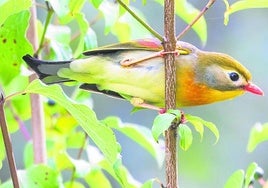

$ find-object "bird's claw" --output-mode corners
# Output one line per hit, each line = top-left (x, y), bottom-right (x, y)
(130, 97), (161, 111)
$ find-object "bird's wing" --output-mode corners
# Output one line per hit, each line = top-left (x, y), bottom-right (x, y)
(83, 38), (163, 56)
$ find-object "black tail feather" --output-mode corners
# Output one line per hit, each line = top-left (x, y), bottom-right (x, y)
(23, 55), (72, 84)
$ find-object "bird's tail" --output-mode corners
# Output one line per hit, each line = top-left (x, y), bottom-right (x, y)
(23, 55), (72, 84)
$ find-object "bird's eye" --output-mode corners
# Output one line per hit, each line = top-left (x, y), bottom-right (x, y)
(229, 72), (239, 81)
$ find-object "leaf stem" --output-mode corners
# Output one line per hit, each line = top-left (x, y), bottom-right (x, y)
(116, 0), (163, 41)
(0, 91), (20, 188)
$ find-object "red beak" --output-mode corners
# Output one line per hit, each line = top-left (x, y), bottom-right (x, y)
(243, 83), (264, 96)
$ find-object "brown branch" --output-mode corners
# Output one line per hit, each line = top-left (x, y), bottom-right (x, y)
(163, 0), (178, 188)
(27, 1), (47, 164)
(0, 92), (20, 188)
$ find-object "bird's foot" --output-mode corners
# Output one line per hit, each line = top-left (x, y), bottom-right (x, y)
(130, 97), (161, 111)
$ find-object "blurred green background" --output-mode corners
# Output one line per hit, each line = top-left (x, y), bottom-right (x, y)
(2, 0), (268, 187)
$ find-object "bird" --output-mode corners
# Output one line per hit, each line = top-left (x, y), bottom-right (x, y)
(23, 38), (263, 110)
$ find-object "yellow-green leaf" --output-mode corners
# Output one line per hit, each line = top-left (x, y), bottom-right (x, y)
(224, 170), (245, 188)
(247, 123), (268, 152)
(23, 80), (118, 164)
(178, 124), (193, 151)
(224, 0), (268, 25)
(244, 162), (258, 187)
(186, 114), (219, 144)
(152, 113), (177, 142)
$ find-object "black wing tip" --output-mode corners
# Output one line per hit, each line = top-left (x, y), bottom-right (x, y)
(22, 54), (41, 67)
(22, 54), (49, 79)
(22, 54), (35, 63)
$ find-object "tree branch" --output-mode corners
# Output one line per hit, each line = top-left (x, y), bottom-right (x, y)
(0, 92), (19, 188)
(27, 1), (47, 164)
(163, 0), (178, 187)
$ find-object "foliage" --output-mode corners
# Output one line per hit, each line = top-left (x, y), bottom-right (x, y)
(247, 122), (268, 152)
(224, 162), (264, 188)
(223, 0), (268, 25)
(224, 121), (268, 188)
(0, 0), (267, 187)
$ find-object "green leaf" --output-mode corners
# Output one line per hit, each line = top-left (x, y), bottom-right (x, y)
(83, 27), (98, 50)
(0, 11), (33, 85)
(99, 0), (119, 34)
(69, 0), (86, 14)
(184, 114), (204, 140)
(89, 0), (104, 8)
(111, 22), (131, 42)
(47, 0), (69, 20)
(0, 0), (31, 25)
(23, 79), (118, 164)
(186, 114), (219, 144)
(152, 113), (177, 142)
(18, 164), (63, 188)
(154, 0), (207, 45)
(113, 159), (139, 188)
(85, 167), (112, 188)
(178, 124), (193, 151)
(224, 0), (268, 25)
(98, 158), (140, 188)
(4, 75), (31, 132)
(64, 181), (85, 188)
(0, 180), (13, 188)
(99, 159), (123, 186)
(247, 123), (268, 152)
(111, 7), (152, 41)
(55, 152), (74, 171)
(167, 109), (181, 116)
(244, 162), (258, 187)
(103, 116), (164, 167)
(23, 142), (34, 168)
(47, 0), (85, 22)
(46, 0), (88, 57)
(46, 24), (72, 60)
(224, 170), (245, 188)
(73, 13), (89, 57)
(67, 131), (87, 148)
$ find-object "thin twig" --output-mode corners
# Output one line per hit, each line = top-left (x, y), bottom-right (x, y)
(68, 133), (88, 188)
(163, 0), (178, 187)
(116, 0), (163, 41)
(34, 2), (54, 57)
(0, 92), (20, 188)
(176, 0), (215, 40)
